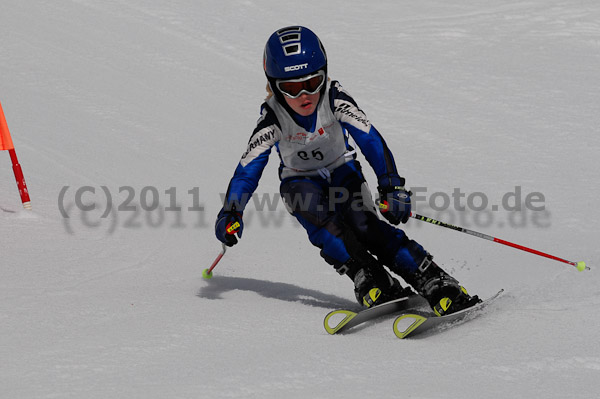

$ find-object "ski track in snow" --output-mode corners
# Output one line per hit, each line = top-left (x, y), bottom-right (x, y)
(1, 1), (599, 398)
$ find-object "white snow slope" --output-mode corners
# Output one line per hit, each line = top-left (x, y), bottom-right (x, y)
(2, 1), (600, 398)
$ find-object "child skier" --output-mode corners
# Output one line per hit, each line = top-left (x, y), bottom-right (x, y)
(215, 26), (480, 315)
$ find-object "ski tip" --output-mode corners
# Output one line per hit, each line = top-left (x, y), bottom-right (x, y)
(324, 310), (356, 335)
(393, 313), (427, 339)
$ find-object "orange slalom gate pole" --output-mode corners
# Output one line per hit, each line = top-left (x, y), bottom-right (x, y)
(1, 101), (32, 210)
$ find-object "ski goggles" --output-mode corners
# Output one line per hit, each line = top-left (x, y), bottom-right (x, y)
(276, 70), (325, 99)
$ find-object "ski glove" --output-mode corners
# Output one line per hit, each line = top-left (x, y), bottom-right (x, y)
(215, 209), (244, 247)
(378, 185), (412, 224)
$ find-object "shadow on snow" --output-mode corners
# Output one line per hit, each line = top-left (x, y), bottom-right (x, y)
(197, 275), (357, 310)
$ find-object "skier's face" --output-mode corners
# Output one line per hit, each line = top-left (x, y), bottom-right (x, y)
(284, 92), (320, 116)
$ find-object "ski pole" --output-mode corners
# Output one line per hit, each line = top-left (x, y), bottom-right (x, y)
(203, 243), (228, 279)
(409, 212), (588, 272)
(202, 220), (241, 279)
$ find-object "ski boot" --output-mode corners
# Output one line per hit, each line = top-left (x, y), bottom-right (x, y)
(404, 255), (481, 316)
(352, 263), (414, 308)
(325, 232), (414, 308)
(432, 285), (481, 316)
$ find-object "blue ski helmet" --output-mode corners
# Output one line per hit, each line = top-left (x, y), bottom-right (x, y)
(263, 26), (327, 81)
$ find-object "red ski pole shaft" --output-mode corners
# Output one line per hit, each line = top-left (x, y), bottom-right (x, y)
(203, 221), (241, 279)
(205, 244), (227, 276)
(202, 244), (227, 280)
(9, 149), (32, 209)
(409, 212), (588, 271)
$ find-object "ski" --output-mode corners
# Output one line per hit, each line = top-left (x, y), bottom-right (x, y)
(392, 289), (504, 339)
(324, 294), (429, 334)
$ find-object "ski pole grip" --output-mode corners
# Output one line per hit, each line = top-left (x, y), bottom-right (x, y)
(226, 221), (240, 235)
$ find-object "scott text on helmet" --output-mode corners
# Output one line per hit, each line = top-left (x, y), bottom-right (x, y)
(284, 63), (309, 72)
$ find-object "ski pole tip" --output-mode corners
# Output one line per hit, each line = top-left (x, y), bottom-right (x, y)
(575, 261), (587, 272)
(202, 269), (213, 279)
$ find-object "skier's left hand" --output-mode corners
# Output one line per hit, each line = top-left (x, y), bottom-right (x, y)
(377, 186), (412, 224)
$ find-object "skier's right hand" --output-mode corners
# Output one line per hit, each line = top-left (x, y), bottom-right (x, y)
(215, 209), (244, 247)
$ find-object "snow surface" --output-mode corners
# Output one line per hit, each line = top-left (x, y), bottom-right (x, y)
(1, 1), (599, 398)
